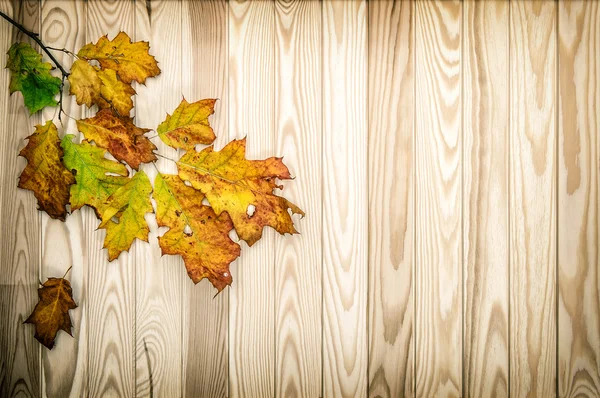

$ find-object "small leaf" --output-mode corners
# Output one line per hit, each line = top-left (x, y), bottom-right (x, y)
(157, 98), (217, 149)
(76, 109), (157, 170)
(177, 138), (304, 246)
(25, 277), (77, 349)
(6, 42), (61, 114)
(99, 171), (153, 261)
(61, 134), (129, 217)
(77, 31), (160, 84)
(18, 121), (75, 221)
(154, 173), (241, 291)
(97, 69), (135, 116)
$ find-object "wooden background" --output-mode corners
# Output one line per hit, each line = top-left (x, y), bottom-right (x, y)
(0, 0), (598, 397)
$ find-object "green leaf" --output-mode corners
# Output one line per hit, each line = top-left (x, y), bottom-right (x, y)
(6, 42), (62, 114)
(61, 134), (129, 217)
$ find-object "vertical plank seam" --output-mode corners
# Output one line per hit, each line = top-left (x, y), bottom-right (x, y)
(133, 2), (138, 396)
(507, 0), (511, 396)
(555, 2), (559, 397)
(227, 1), (231, 396)
(412, 1), (417, 396)
(273, 1), (277, 396)
(84, 1), (90, 395)
(461, 1), (465, 396)
(365, 0), (370, 395)
(37, 1), (42, 395)
(179, 1), (183, 396)
(320, 0), (324, 396)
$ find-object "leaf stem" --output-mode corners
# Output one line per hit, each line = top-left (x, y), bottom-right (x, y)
(62, 265), (73, 279)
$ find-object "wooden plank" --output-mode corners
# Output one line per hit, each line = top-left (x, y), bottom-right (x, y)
(322, 0), (368, 396)
(557, 1), (600, 396)
(0, 1), (41, 397)
(85, 1), (136, 396)
(509, 1), (557, 397)
(367, 1), (413, 397)
(181, 1), (229, 397)
(274, 1), (321, 397)
(228, 1), (275, 396)
(462, 1), (509, 397)
(414, 1), (462, 396)
(134, 1), (185, 396)
(39, 1), (87, 396)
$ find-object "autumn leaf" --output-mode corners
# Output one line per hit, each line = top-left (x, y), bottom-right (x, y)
(99, 171), (153, 261)
(77, 31), (160, 84)
(77, 109), (157, 170)
(177, 138), (304, 246)
(154, 173), (240, 291)
(69, 60), (135, 116)
(18, 121), (75, 221)
(6, 42), (61, 114)
(156, 98), (217, 149)
(25, 277), (77, 349)
(61, 134), (129, 217)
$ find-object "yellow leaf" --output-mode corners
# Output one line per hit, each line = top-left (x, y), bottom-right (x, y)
(77, 31), (160, 84)
(154, 173), (241, 291)
(97, 69), (136, 116)
(156, 98), (216, 149)
(99, 171), (153, 261)
(77, 109), (157, 170)
(68, 59), (102, 108)
(177, 138), (304, 246)
(18, 121), (75, 221)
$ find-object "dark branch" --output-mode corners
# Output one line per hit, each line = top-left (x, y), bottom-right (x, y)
(0, 10), (70, 78)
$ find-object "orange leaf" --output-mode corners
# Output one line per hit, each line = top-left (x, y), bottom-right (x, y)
(77, 109), (157, 170)
(177, 138), (304, 246)
(154, 173), (241, 291)
(25, 277), (77, 349)
(18, 121), (75, 221)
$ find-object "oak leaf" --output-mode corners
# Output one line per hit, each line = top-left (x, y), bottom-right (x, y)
(61, 134), (129, 217)
(156, 98), (216, 149)
(25, 277), (77, 349)
(77, 109), (157, 170)
(69, 60), (135, 116)
(6, 42), (61, 114)
(177, 138), (304, 246)
(18, 121), (75, 221)
(154, 173), (241, 291)
(99, 171), (153, 261)
(77, 31), (160, 84)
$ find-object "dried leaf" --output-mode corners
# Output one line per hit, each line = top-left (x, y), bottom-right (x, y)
(6, 42), (61, 114)
(61, 134), (129, 217)
(77, 109), (157, 170)
(97, 69), (135, 116)
(25, 277), (77, 349)
(77, 31), (160, 84)
(18, 121), (75, 221)
(156, 98), (216, 149)
(99, 171), (153, 261)
(177, 138), (304, 246)
(154, 173), (240, 291)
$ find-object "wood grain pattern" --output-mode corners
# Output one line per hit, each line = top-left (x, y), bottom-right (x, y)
(0, 2), (41, 397)
(367, 1), (414, 397)
(557, 1), (600, 397)
(181, 1), (230, 397)
(509, 1), (557, 397)
(414, 1), (462, 396)
(228, 1), (275, 396)
(39, 1), (88, 396)
(274, 1), (321, 397)
(134, 1), (185, 397)
(462, 1), (509, 397)
(322, 1), (368, 397)
(85, 1), (136, 396)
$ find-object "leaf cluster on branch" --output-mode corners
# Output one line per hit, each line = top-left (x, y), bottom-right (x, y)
(3, 19), (303, 349)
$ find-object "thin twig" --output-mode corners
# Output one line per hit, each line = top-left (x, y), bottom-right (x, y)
(46, 46), (78, 59)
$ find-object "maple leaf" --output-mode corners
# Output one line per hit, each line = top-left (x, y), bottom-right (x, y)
(25, 277), (77, 349)
(154, 173), (241, 291)
(99, 171), (153, 261)
(177, 138), (304, 246)
(77, 109), (157, 170)
(6, 42), (61, 114)
(61, 134), (129, 217)
(156, 98), (217, 149)
(77, 31), (160, 84)
(18, 121), (75, 221)
(69, 60), (135, 116)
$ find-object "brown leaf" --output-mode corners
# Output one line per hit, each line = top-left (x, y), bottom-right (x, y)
(25, 277), (77, 349)
(178, 138), (304, 246)
(77, 109), (157, 170)
(18, 121), (76, 221)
